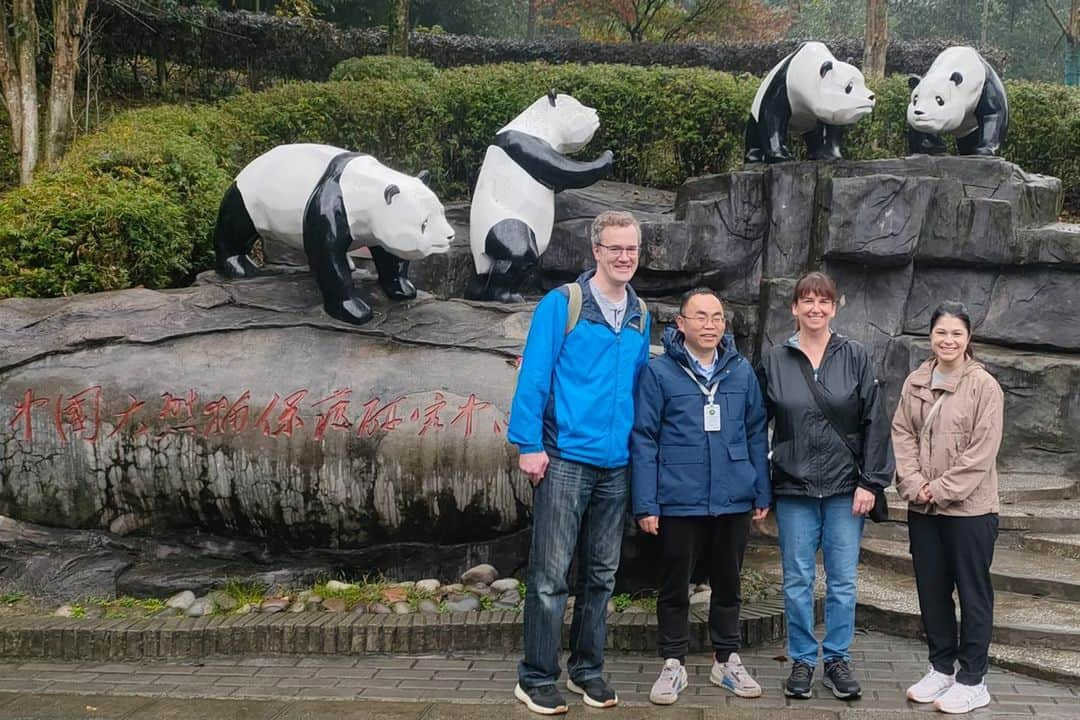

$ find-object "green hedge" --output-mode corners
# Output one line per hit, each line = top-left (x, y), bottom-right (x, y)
(2, 60), (1078, 299)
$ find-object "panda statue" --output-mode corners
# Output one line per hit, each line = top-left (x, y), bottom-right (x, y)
(907, 46), (1008, 156)
(212, 144), (454, 325)
(466, 90), (614, 303)
(745, 41), (876, 163)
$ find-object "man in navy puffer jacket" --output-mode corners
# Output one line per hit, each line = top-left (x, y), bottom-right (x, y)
(631, 288), (771, 705)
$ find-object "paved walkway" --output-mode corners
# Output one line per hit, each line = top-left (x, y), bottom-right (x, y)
(0, 630), (1075, 719)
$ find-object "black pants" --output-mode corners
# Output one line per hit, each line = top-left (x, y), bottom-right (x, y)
(657, 513), (751, 661)
(908, 511), (998, 686)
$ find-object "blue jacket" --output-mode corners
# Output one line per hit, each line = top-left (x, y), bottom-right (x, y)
(630, 325), (771, 517)
(508, 270), (651, 469)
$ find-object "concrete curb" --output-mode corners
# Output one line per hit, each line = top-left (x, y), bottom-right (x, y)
(0, 599), (789, 662)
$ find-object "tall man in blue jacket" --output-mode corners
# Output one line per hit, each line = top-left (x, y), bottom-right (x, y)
(631, 288), (771, 705)
(509, 210), (652, 716)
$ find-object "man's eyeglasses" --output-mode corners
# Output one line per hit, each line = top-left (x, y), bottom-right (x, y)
(596, 244), (640, 257)
(680, 313), (725, 326)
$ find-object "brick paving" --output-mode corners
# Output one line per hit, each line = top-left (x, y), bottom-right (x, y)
(0, 630), (1076, 718)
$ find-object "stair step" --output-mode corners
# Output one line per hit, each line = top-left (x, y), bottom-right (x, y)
(883, 473), (1079, 507)
(860, 537), (1080, 601)
(1023, 534), (1080, 561)
(885, 497), (1080, 534)
(745, 544), (1080, 653)
(989, 642), (1080, 687)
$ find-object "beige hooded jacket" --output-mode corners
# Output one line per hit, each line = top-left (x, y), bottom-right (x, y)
(891, 357), (1004, 516)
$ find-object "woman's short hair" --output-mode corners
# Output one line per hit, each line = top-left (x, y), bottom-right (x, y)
(792, 271), (837, 304)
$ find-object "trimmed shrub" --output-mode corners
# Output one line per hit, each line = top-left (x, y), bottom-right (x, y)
(329, 56), (438, 83)
(1, 62), (1077, 300)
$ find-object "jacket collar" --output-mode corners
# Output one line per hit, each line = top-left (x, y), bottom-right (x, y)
(909, 356), (985, 394)
(575, 269), (644, 332)
(782, 330), (848, 360)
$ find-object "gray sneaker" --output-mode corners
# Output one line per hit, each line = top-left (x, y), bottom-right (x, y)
(649, 658), (688, 705)
(710, 652), (763, 698)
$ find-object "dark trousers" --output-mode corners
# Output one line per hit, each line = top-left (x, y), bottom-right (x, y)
(908, 511), (998, 686)
(657, 512), (751, 662)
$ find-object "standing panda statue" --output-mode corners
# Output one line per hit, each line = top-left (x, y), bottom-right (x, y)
(907, 46), (1008, 156)
(212, 144), (454, 325)
(466, 90), (614, 303)
(745, 41), (876, 163)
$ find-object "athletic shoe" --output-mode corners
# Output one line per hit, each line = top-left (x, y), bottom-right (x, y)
(933, 681), (991, 714)
(567, 676), (618, 708)
(710, 652), (763, 698)
(649, 658), (688, 705)
(823, 657), (862, 699)
(784, 661), (815, 699)
(514, 683), (569, 715)
(906, 666), (955, 703)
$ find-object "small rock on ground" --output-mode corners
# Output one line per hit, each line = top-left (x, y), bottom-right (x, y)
(165, 591), (195, 611)
(461, 564), (498, 586)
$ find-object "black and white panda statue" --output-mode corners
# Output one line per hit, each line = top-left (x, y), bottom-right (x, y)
(466, 90), (614, 303)
(745, 41), (876, 163)
(212, 144), (454, 325)
(907, 46), (1008, 156)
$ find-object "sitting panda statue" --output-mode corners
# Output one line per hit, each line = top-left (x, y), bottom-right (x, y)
(466, 90), (614, 303)
(907, 46), (1008, 156)
(745, 41), (876, 163)
(212, 144), (454, 326)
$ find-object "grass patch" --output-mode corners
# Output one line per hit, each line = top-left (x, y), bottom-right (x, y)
(0, 591), (25, 605)
(220, 578), (268, 609)
(313, 576), (388, 610)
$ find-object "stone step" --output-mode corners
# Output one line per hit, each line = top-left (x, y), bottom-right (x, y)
(745, 544), (1080, 653)
(885, 497), (1080, 534)
(1023, 534), (1080, 561)
(882, 472), (1079, 507)
(989, 642), (1080, 686)
(859, 537), (1080, 601)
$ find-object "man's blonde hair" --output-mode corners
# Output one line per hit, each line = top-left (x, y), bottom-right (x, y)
(590, 210), (640, 246)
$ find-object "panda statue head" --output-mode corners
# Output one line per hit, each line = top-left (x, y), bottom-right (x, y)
(809, 57), (876, 126)
(501, 90), (601, 154)
(344, 164), (455, 261)
(906, 51), (982, 136)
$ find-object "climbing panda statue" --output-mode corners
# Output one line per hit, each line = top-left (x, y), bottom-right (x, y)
(212, 144), (454, 326)
(907, 46), (1008, 156)
(745, 41), (876, 163)
(466, 90), (614, 303)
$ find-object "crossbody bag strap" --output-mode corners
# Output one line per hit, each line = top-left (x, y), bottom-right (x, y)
(795, 355), (863, 474)
(919, 392), (949, 446)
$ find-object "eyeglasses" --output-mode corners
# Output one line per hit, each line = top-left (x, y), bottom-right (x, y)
(596, 244), (640, 257)
(680, 313), (725, 326)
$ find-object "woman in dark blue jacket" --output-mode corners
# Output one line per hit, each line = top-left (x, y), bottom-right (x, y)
(630, 289), (771, 706)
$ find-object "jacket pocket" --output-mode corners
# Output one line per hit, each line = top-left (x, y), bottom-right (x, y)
(660, 444), (707, 465)
(727, 444), (756, 502)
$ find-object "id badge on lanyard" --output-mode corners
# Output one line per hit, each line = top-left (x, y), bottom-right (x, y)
(681, 365), (721, 432)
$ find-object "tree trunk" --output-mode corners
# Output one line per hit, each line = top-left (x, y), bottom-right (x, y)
(863, 0), (888, 82)
(981, 0), (990, 46)
(15, 0), (39, 184)
(526, 0), (537, 41)
(45, 0), (90, 166)
(389, 0), (409, 57)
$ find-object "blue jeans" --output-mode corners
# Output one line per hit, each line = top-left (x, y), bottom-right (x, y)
(518, 456), (628, 688)
(775, 494), (864, 666)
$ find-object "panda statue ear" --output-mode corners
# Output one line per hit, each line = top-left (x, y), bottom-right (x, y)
(908, 74), (922, 90)
(417, 170), (432, 187)
(384, 184), (400, 205)
(949, 71), (964, 86)
(547, 88), (557, 106)
(819, 61), (833, 78)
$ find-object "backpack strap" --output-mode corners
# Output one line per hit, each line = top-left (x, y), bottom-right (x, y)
(564, 282), (582, 335)
(638, 297), (647, 326)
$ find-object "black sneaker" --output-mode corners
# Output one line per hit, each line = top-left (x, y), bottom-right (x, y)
(515, 683), (569, 715)
(784, 661), (815, 699)
(823, 657), (862, 699)
(567, 676), (619, 708)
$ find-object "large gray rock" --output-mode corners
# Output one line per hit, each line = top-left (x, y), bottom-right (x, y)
(820, 175), (936, 267)
(824, 260), (914, 371)
(762, 163), (818, 278)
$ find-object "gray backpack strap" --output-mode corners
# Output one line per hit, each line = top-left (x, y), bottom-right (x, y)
(638, 297), (647, 326)
(564, 282), (582, 335)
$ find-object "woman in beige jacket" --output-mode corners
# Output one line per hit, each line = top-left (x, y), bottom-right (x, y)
(891, 302), (1004, 715)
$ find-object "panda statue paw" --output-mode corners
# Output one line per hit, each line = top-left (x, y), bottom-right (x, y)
(380, 276), (417, 301)
(220, 254), (259, 279)
(326, 297), (375, 326)
(764, 149), (793, 164)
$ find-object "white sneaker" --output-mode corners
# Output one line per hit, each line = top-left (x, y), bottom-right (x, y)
(906, 666), (955, 703)
(933, 681), (991, 714)
(649, 658), (688, 705)
(710, 652), (763, 698)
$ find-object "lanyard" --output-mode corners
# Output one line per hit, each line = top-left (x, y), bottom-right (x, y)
(680, 364), (718, 403)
